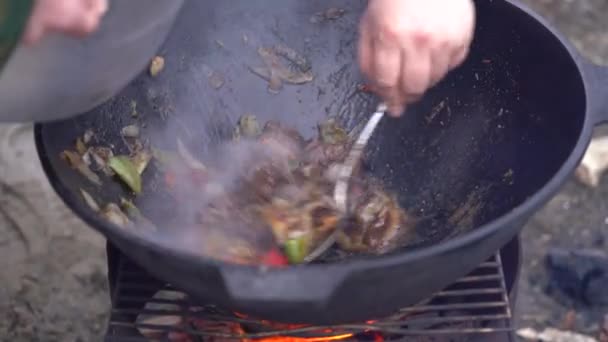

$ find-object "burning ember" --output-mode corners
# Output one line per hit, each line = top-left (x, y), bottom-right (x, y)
(135, 291), (380, 342)
(249, 334), (355, 342)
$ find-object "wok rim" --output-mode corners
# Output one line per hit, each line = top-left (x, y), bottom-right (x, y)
(33, 0), (593, 276)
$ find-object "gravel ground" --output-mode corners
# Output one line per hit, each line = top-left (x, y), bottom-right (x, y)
(0, 1), (607, 341)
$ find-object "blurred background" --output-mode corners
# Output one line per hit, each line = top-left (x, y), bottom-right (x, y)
(0, 0), (607, 340)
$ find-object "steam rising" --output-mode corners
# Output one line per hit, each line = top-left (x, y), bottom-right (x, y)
(137, 116), (294, 261)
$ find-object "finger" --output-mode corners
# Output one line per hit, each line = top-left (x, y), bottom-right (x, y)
(22, 0), (48, 45)
(448, 45), (470, 70)
(61, 1), (103, 37)
(386, 64), (406, 117)
(400, 46), (432, 98)
(387, 102), (405, 117)
(74, 0), (104, 35)
(76, 13), (102, 36)
(358, 17), (374, 79)
(429, 44), (451, 87)
(23, 22), (45, 45)
(371, 32), (402, 90)
(384, 71), (406, 117)
(385, 84), (405, 117)
(86, 0), (109, 15)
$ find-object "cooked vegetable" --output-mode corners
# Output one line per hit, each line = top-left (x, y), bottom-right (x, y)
(75, 138), (87, 155)
(233, 114), (261, 140)
(261, 248), (289, 266)
(310, 7), (346, 23)
(129, 100), (138, 117)
(176, 138), (206, 172)
(89, 147), (115, 176)
(108, 156), (142, 194)
(318, 119), (348, 145)
(80, 188), (100, 212)
(335, 181), (414, 254)
(323, 7), (346, 20)
(60, 150), (102, 186)
(273, 44), (312, 72)
(284, 236), (310, 264)
(120, 198), (140, 217)
(83, 129), (95, 144)
(101, 203), (132, 229)
(248, 46), (314, 93)
(149, 56), (165, 77)
(67, 114), (414, 265)
(121, 125), (140, 138)
(208, 71), (225, 89)
(131, 150), (152, 175)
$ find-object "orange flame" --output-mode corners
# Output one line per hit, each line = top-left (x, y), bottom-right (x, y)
(254, 333), (353, 342)
(229, 313), (375, 342)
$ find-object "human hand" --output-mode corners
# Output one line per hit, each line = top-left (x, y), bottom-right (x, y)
(23, 0), (108, 45)
(358, 0), (475, 116)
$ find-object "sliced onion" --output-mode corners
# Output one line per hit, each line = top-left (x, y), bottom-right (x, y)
(177, 138), (206, 171)
(75, 138), (87, 155)
(101, 203), (132, 229)
(61, 150), (101, 186)
(83, 129), (95, 144)
(81, 150), (92, 167)
(121, 125), (140, 138)
(88, 147), (115, 176)
(79, 188), (100, 212)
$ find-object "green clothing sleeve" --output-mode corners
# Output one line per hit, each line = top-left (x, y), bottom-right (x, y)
(0, 0), (34, 74)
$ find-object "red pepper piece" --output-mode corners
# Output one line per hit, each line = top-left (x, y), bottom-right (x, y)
(189, 169), (209, 187)
(261, 248), (289, 267)
(164, 171), (177, 188)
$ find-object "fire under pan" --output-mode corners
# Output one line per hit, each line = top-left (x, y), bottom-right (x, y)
(104, 238), (520, 341)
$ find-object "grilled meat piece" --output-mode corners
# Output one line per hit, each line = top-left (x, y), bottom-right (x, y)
(318, 119), (349, 145)
(258, 120), (306, 159)
(257, 179), (340, 251)
(304, 119), (351, 167)
(335, 179), (416, 254)
(304, 140), (349, 167)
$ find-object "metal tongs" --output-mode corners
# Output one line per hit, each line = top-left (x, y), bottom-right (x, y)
(303, 103), (387, 262)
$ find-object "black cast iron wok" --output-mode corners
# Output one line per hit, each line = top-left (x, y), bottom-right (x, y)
(34, 0), (608, 324)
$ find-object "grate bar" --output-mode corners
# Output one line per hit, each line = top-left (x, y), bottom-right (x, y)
(113, 296), (191, 306)
(107, 251), (515, 340)
(453, 274), (502, 283)
(496, 252), (513, 320)
(478, 261), (500, 268)
(116, 283), (177, 292)
(435, 287), (505, 297)
(109, 321), (514, 339)
(110, 311), (511, 327)
(105, 337), (152, 342)
(398, 301), (508, 313)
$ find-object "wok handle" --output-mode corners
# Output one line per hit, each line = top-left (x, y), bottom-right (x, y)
(585, 61), (608, 125)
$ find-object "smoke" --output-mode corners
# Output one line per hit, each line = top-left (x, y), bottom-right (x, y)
(135, 112), (294, 262)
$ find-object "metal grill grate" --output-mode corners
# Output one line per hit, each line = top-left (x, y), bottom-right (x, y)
(105, 247), (516, 342)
